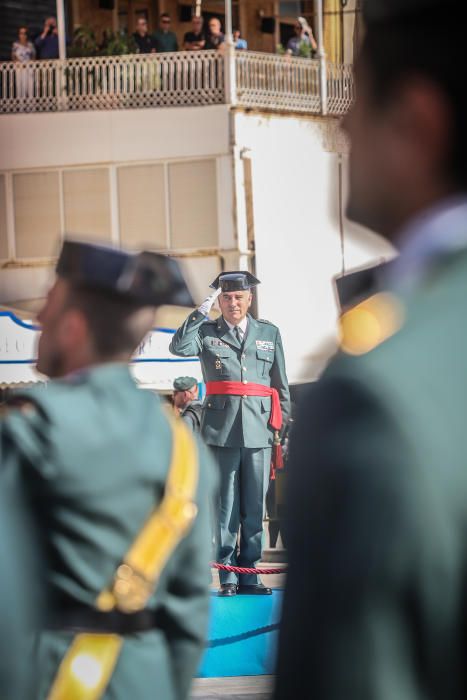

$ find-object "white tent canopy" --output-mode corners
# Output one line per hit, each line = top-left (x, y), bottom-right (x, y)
(0, 312), (201, 391)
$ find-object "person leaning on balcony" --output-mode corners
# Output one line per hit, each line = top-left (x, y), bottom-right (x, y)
(152, 13), (179, 53)
(170, 272), (290, 598)
(205, 17), (225, 52)
(183, 15), (206, 51)
(286, 16), (317, 57)
(34, 16), (59, 59)
(133, 17), (156, 54)
(11, 26), (35, 63)
(0, 240), (217, 700)
(12, 26), (36, 99)
(234, 29), (248, 50)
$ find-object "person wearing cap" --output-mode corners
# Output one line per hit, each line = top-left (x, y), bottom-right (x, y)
(173, 376), (203, 432)
(170, 271), (290, 597)
(275, 1), (467, 698)
(0, 240), (216, 700)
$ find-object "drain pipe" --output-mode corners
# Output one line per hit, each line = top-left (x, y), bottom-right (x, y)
(224, 0), (237, 106)
(56, 0), (67, 60)
(316, 0), (328, 116)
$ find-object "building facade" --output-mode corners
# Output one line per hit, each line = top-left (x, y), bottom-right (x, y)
(0, 45), (392, 384)
(0, 1), (362, 63)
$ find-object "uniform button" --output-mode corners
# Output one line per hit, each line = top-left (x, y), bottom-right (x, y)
(208, 403), (212, 407)
(243, 379), (248, 384)
(242, 394), (247, 399)
(242, 354), (246, 359)
(192, 316), (197, 321)
(243, 367), (247, 371)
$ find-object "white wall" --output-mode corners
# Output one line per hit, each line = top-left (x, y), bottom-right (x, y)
(0, 105), (234, 307)
(0, 105), (231, 170)
(0, 105), (395, 383)
(233, 112), (395, 383)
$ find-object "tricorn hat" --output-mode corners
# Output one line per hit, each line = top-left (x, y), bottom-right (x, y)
(209, 271), (260, 292)
(56, 240), (194, 307)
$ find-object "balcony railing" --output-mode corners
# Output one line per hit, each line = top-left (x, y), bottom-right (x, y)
(0, 50), (353, 116)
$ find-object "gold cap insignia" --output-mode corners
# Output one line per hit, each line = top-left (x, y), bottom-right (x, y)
(339, 292), (404, 356)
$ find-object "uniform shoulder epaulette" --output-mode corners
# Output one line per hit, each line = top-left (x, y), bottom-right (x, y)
(257, 318), (274, 325)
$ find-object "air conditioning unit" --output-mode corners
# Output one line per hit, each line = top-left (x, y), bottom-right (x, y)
(261, 17), (276, 34)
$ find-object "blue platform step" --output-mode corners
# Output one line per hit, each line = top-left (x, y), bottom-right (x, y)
(198, 590), (283, 678)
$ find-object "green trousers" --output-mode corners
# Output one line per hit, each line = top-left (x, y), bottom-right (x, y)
(210, 446), (271, 586)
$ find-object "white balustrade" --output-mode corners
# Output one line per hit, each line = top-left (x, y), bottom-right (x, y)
(326, 62), (354, 115)
(0, 51), (353, 116)
(236, 51), (322, 113)
(0, 51), (225, 113)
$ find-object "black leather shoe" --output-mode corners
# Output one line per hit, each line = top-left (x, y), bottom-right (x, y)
(237, 584), (272, 595)
(218, 583), (237, 597)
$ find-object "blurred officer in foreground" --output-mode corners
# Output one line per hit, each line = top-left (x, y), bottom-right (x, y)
(170, 272), (290, 596)
(275, 1), (467, 698)
(173, 376), (203, 432)
(0, 470), (37, 700)
(1, 240), (216, 700)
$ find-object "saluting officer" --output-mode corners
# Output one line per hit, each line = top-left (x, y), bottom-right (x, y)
(170, 272), (290, 597)
(1, 240), (216, 700)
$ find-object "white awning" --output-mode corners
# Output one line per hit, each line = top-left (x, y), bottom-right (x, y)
(0, 311), (201, 391)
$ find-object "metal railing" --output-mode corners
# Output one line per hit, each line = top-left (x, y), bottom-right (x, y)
(0, 51), (353, 116)
(326, 61), (354, 115)
(236, 52), (354, 115)
(236, 51), (322, 113)
(0, 51), (225, 113)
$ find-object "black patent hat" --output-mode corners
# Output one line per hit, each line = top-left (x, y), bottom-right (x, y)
(210, 271), (260, 292)
(56, 240), (194, 307)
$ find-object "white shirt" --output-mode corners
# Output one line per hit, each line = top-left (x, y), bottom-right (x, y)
(224, 316), (249, 339)
(387, 195), (467, 293)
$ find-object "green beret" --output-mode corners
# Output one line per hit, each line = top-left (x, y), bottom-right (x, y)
(173, 376), (198, 391)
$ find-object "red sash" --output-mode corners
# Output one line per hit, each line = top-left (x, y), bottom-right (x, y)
(205, 381), (282, 431)
(205, 381), (284, 478)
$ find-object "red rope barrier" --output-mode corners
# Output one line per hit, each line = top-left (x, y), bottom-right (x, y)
(211, 562), (287, 575)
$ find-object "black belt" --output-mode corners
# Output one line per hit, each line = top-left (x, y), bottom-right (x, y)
(48, 604), (162, 634)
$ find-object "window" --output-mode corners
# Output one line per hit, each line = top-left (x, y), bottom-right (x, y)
(0, 176), (8, 259)
(118, 164), (168, 250)
(63, 169), (112, 242)
(13, 172), (60, 258)
(168, 160), (218, 250)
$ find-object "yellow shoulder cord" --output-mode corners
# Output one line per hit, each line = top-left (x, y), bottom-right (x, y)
(47, 417), (199, 700)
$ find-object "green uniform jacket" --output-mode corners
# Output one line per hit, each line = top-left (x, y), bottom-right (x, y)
(1, 364), (216, 700)
(275, 250), (467, 699)
(0, 468), (38, 700)
(169, 311), (290, 448)
(180, 400), (203, 433)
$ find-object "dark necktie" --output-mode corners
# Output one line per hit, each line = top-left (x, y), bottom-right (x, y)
(234, 326), (244, 348)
